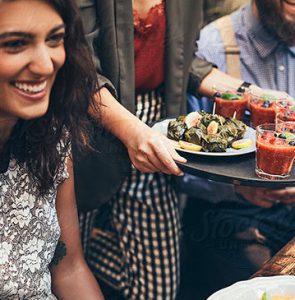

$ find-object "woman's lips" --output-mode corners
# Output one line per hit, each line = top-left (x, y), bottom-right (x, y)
(12, 81), (48, 101)
(13, 81), (47, 93)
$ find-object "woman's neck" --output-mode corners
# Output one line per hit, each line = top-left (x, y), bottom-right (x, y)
(0, 118), (18, 149)
(133, 0), (162, 18)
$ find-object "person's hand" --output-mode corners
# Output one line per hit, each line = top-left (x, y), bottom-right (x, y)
(263, 187), (295, 205)
(234, 186), (275, 208)
(249, 86), (294, 104)
(123, 119), (186, 175)
(96, 88), (186, 176)
(235, 186), (295, 208)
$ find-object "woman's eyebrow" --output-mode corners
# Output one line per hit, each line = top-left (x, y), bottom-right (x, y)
(49, 24), (66, 35)
(0, 32), (32, 40)
(0, 24), (65, 40)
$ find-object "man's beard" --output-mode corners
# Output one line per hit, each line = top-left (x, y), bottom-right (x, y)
(255, 0), (295, 46)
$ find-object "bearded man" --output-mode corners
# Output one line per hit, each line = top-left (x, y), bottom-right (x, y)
(181, 0), (295, 298)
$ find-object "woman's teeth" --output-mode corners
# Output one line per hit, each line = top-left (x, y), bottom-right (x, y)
(14, 81), (47, 94)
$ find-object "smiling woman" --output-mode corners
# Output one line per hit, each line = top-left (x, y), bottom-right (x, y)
(0, 0), (104, 299)
(0, 1), (65, 122)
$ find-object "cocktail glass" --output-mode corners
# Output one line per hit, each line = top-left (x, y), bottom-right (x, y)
(276, 103), (295, 123)
(249, 90), (288, 128)
(255, 123), (295, 180)
(214, 90), (248, 120)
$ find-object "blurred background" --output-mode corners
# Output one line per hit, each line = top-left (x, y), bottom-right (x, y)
(203, 0), (248, 25)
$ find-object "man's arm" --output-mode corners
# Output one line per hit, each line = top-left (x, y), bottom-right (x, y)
(188, 19), (254, 99)
(198, 67), (244, 97)
(187, 21), (244, 98)
(50, 159), (104, 300)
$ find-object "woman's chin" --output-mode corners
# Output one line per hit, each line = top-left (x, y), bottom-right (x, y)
(21, 106), (49, 120)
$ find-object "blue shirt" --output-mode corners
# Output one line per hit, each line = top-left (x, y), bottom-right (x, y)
(183, 2), (295, 202)
(199, 3), (295, 94)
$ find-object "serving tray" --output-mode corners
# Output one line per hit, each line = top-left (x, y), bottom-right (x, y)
(177, 151), (295, 188)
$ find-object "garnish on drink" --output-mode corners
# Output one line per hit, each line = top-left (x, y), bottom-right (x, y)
(214, 90), (248, 120)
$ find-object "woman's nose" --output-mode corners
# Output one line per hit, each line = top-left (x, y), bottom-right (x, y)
(28, 45), (54, 76)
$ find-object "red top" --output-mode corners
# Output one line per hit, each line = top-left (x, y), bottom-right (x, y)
(133, 1), (166, 93)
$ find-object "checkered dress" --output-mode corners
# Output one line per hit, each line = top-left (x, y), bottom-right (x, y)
(80, 88), (180, 300)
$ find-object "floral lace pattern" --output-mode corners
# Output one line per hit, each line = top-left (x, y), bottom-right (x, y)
(133, 0), (166, 92)
(133, 1), (165, 34)
(0, 150), (69, 299)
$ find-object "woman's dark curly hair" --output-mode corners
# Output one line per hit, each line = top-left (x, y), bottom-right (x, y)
(9, 0), (100, 194)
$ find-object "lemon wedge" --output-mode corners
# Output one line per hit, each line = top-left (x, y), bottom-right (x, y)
(170, 140), (181, 149)
(232, 138), (252, 149)
(179, 141), (202, 151)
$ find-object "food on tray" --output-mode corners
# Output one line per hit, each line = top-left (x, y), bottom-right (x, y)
(178, 141), (202, 151)
(207, 121), (219, 135)
(185, 111), (202, 128)
(260, 292), (295, 300)
(169, 139), (181, 149)
(232, 138), (252, 149)
(214, 91), (248, 120)
(167, 111), (247, 152)
(167, 118), (187, 141)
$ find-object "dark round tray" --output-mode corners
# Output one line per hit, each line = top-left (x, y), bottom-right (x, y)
(177, 151), (295, 188)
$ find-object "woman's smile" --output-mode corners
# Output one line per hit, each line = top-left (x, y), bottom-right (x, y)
(12, 80), (48, 101)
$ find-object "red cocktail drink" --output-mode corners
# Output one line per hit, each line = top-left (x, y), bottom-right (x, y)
(215, 91), (248, 120)
(256, 124), (295, 179)
(250, 92), (288, 128)
(276, 104), (295, 122)
(276, 120), (295, 133)
(250, 101), (276, 128)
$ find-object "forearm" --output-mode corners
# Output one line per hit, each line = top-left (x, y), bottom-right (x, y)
(90, 87), (186, 175)
(52, 261), (104, 300)
(197, 68), (244, 97)
(92, 87), (142, 145)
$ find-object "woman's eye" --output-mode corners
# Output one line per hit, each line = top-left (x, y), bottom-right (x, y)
(1, 40), (27, 52)
(47, 33), (65, 47)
